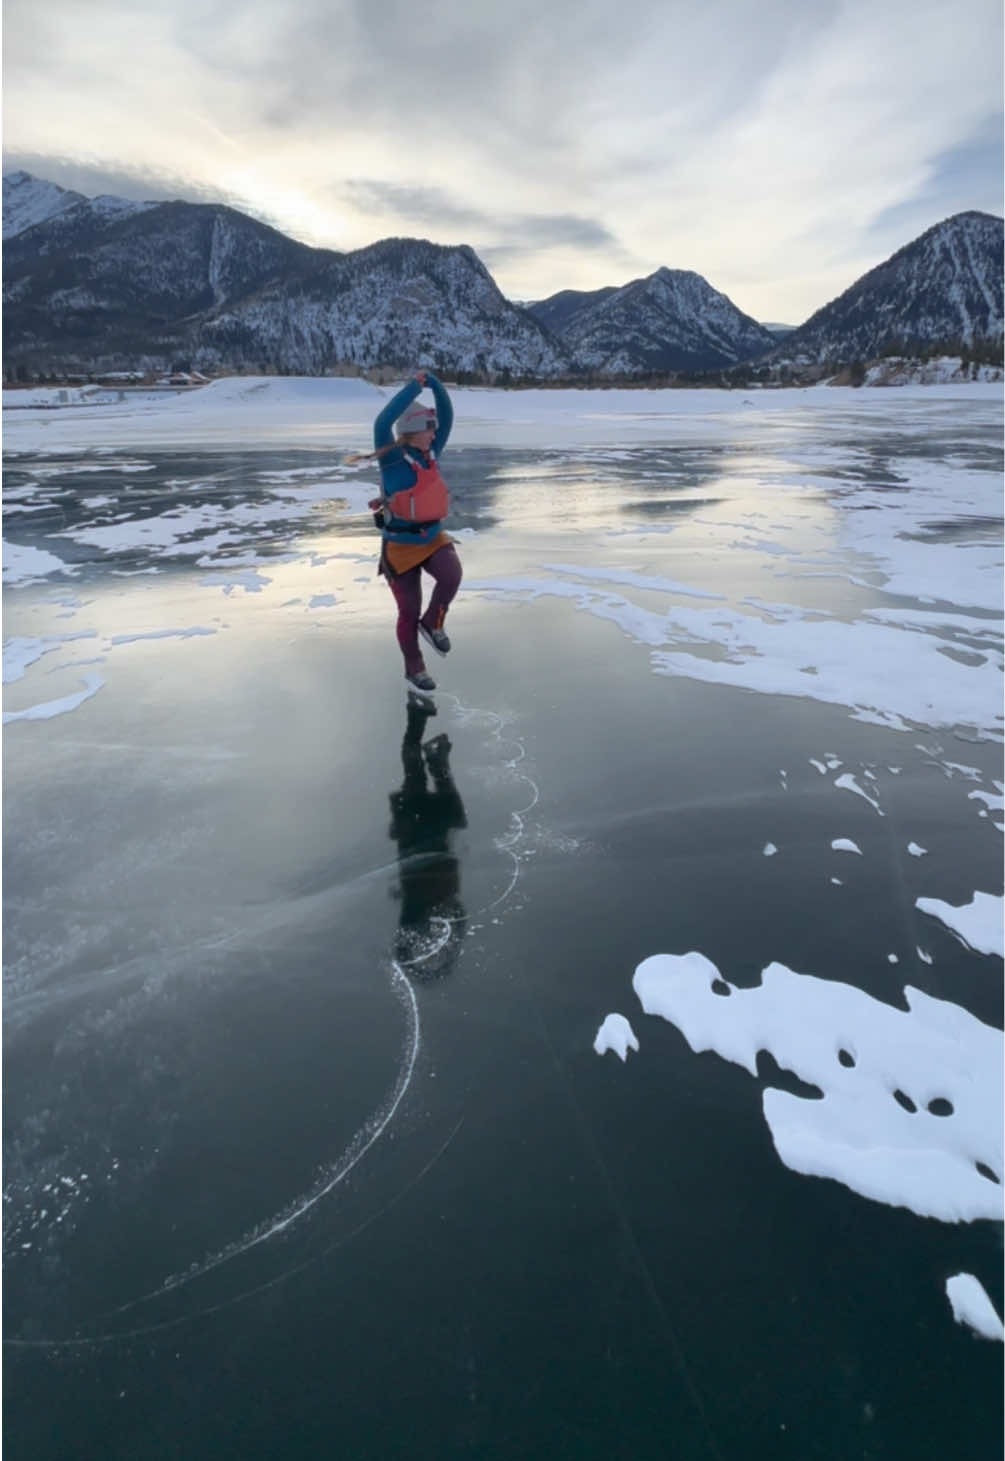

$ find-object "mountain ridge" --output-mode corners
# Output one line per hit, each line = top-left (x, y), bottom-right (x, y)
(527, 266), (778, 373)
(775, 210), (1003, 365)
(2, 179), (571, 379)
(3, 172), (1002, 382)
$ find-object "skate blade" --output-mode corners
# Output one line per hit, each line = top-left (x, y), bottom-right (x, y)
(418, 625), (449, 658)
(406, 688), (437, 712)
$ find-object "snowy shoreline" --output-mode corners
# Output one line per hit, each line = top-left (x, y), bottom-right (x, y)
(4, 368), (1002, 411)
(3, 373), (1002, 454)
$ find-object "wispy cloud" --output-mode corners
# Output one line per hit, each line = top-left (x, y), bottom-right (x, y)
(345, 180), (624, 252)
(341, 180), (490, 230)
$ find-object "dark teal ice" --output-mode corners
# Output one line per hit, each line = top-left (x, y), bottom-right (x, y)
(3, 392), (1003, 1459)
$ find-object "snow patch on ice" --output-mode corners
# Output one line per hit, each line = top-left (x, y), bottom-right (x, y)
(631, 953), (1004, 1222)
(3, 673), (104, 723)
(218, 571), (272, 595)
(945, 1274), (1005, 1341)
(3, 541), (76, 584)
(915, 892), (1003, 957)
(831, 839), (862, 854)
(593, 1013), (640, 1062)
(108, 627), (218, 646)
(834, 772), (884, 816)
(3, 631), (98, 683)
(470, 571), (1003, 738)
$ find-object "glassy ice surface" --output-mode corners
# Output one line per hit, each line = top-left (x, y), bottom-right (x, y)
(3, 382), (1003, 1459)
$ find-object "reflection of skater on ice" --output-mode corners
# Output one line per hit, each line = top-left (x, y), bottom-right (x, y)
(389, 698), (468, 979)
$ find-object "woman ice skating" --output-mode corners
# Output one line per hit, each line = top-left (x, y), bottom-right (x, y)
(366, 369), (462, 697)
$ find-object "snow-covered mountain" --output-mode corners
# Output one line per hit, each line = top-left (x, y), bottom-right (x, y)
(777, 212), (1003, 365)
(527, 269), (778, 373)
(2, 170), (156, 242)
(200, 236), (570, 378)
(4, 172), (1003, 382)
(3, 171), (86, 238)
(3, 173), (569, 379)
(523, 286), (619, 337)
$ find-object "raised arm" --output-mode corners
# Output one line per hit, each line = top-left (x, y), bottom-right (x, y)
(427, 373), (453, 452)
(373, 378), (422, 451)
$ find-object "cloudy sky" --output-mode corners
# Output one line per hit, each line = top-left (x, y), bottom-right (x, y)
(3, 0), (1002, 322)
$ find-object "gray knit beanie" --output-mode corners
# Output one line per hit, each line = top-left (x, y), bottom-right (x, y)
(396, 401), (437, 436)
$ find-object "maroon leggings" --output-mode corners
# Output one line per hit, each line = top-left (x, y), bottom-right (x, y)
(386, 543), (463, 675)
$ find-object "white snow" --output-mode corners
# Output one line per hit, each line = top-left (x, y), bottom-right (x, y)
(3, 631), (98, 683)
(631, 952), (1004, 1222)
(866, 357), (1003, 387)
(2, 674), (104, 724)
(108, 627), (217, 646)
(206, 570), (273, 595)
(834, 772), (884, 816)
(831, 839), (862, 854)
(763, 843), (778, 856)
(3, 541), (76, 585)
(17, 477), (375, 573)
(945, 1274), (1005, 1341)
(2, 171), (83, 237)
(593, 1013), (640, 1062)
(5, 636), (60, 682)
(2, 374), (383, 448)
(467, 568), (1003, 738)
(908, 842), (928, 857)
(1, 374), (999, 453)
(915, 892), (1004, 957)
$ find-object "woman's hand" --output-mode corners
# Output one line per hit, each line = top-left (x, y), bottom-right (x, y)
(413, 369), (428, 386)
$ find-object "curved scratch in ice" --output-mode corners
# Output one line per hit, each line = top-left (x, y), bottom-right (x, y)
(4, 1115), (466, 1353)
(398, 917), (453, 966)
(5, 692), (538, 1348)
(103, 963), (420, 1318)
(437, 693), (540, 921)
(131, 693), (531, 1300)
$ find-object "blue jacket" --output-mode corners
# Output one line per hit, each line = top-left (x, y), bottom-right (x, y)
(373, 375), (454, 546)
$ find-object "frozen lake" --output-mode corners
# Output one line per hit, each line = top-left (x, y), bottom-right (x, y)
(3, 380), (1003, 1458)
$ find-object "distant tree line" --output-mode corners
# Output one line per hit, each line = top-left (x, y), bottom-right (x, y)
(4, 332), (1001, 390)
